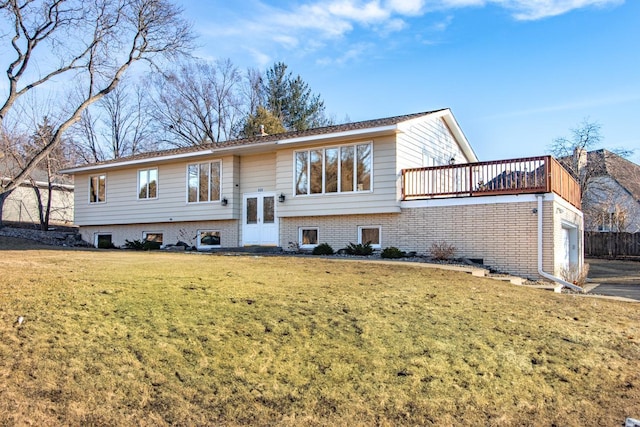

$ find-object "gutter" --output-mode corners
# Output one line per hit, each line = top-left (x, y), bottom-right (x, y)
(536, 194), (584, 293)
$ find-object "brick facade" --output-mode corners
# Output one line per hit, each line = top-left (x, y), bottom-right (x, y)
(78, 196), (583, 281)
(281, 196), (582, 279)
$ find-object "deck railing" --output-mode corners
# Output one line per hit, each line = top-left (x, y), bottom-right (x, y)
(401, 155), (581, 209)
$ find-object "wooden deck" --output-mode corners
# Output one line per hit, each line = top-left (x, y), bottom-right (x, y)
(401, 155), (581, 209)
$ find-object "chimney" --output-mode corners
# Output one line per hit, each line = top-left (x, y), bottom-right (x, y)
(573, 147), (587, 175)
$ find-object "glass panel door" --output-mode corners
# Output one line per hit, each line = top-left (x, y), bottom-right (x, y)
(263, 196), (274, 224)
(243, 193), (278, 246)
(246, 197), (258, 224)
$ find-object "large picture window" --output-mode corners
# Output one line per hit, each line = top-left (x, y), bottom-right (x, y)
(89, 174), (106, 203)
(295, 142), (372, 196)
(138, 168), (158, 199)
(187, 161), (221, 203)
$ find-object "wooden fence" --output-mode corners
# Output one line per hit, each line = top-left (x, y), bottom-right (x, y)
(585, 231), (640, 257)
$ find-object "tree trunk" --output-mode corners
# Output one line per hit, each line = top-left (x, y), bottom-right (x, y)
(0, 190), (12, 229)
(43, 183), (53, 231)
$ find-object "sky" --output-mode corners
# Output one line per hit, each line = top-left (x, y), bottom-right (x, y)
(177, 0), (639, 162)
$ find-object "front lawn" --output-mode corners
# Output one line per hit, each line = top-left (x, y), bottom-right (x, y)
(0, 243), (638, 426)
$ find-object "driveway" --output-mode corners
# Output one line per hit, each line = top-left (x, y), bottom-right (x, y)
(587, 258), (640, 301)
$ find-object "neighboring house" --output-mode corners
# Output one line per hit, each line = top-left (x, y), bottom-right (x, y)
(0, 154), (74, 226)
(578, 149), (640, 233)
(60, 109), (583, 279)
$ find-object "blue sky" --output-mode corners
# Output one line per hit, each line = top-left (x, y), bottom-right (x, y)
(178, 0), (640, 163)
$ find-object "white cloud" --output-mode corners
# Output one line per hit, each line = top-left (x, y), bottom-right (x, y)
(385, 0), (426, 15)
(482, 92), (640, 120)
(493, 0), (625, 20)
(247, 49), (272, 69)
(327, 1), (390, 22)
(197, 0), (625, 67)
(316, 42), (376, 66)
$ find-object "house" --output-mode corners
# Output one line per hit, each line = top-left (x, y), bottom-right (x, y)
(0, 153), (74, 226)
(60, 109), (583, 280)
(577, 149), (640, 233)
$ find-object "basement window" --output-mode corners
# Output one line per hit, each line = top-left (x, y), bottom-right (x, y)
(299, 228), (319, 248)
(197, 230), (221, 249)
(95, 233), (113, 249)
(358, 226), (381, 249)
(143, 232), (163, 246)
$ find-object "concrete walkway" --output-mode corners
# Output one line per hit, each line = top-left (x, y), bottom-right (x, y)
(587, 258), (640, 302)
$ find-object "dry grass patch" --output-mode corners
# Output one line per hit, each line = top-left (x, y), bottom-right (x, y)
(0, 245), (639, 426)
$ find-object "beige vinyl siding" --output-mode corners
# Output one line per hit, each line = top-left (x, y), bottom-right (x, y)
(239, 152), (277, 194)
(396, 116), (469, 171)
(275, 136), (401, 218)
(74, 155), (237, 226)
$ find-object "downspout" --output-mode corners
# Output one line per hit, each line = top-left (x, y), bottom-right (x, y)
(536, 194), (584, 293)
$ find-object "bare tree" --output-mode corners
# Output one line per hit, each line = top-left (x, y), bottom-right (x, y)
(74, 108), (103, 163)
(550, 119), (633, 196)
(73, 81), (154, 161)
(24, 117), (74, 229)
(148, 58), (242, 147)
(0, 0), (193, 226)
(550, 119), (603, 196)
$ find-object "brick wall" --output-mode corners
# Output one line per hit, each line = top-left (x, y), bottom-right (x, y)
(80, 220), (239, 249)
(281, 197), (582, 279)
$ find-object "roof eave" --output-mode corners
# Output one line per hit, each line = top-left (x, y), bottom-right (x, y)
(59, 140), (280, 174)
(275, 124), (399, 145)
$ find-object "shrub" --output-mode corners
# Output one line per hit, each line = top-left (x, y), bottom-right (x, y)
(287, 242), (301, 253)
(97, 240), (117, 249)
(124, 239), (145, 250)
(429, 241), (456, 260)
(124, 239), (161, 251)
(381, 246), (406, 259)
(344, 242), (374, 256)
(560, 263), (590, 287)
(312, 243), (334, 255)
(143, 240), (162, 251)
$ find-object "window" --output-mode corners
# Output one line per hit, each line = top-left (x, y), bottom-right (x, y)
(187, 161), (221, 203)
(95, 233), (112, 249)
(358, 226), (381, 249)
(89, 174), (106, 203)
(295, 142), (372, 196)
(138, 168), (158, 199)
(143, 232), (163, 245)
(197, 230), (221, 248)
(597, 211), (627, 232)
(299, 228), (319, 248)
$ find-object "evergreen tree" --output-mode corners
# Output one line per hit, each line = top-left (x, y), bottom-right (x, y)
(240, 106), (286, 138)
(262, 62), (331, 132)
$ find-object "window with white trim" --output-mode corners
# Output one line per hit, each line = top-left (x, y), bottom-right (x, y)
(295, 142), (372, 196)
(89, 174), (106, 203)
(187, 161), (221, 203)
(95, 233), (112, 248)
(197, 230), (221, 248)
(358, 226), (381, 249)
(143, 232), (163, 245)
(138, 168), (158, 199)
(299, 227), (319, 248)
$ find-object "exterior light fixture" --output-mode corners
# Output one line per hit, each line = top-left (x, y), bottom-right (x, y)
(221, 197), (228, 206)
(278, 193), (286, 203)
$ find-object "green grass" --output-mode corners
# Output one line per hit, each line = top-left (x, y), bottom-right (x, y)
(0, 240), (639, 426)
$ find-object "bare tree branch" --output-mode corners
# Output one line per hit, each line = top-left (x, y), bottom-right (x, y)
(0, 0), (193, 210)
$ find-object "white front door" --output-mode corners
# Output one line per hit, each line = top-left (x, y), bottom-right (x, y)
(243, 193), (279, 246)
